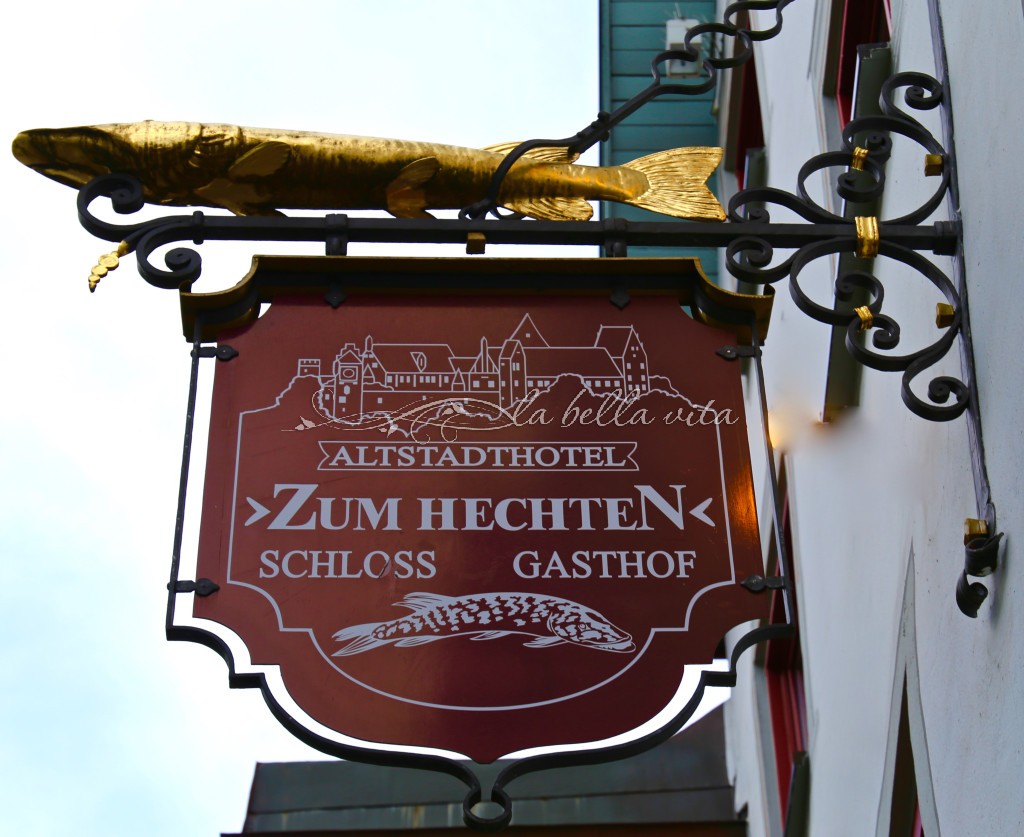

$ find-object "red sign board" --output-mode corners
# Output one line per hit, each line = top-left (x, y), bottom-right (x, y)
(194, 288), (768, 762)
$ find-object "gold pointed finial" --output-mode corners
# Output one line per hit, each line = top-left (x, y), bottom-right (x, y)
(88, 241), (130, 292)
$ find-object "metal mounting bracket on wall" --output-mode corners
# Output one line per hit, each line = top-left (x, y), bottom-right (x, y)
(45, 0), (1001, 826)
(70, 0), (1001, 617)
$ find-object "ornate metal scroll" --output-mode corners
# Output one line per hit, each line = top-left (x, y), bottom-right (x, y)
(726, 72), (967, 421)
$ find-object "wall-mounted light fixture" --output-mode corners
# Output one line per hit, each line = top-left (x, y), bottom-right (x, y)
(666, 17), (703, 76)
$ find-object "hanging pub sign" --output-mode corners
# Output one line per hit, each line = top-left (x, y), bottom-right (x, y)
(185, 256), (773, 764)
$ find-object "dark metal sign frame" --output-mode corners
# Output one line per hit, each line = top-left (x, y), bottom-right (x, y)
(169, 257), (792, 831)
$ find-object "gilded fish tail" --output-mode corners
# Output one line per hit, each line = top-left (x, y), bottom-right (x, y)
(622, 146), (726, 221)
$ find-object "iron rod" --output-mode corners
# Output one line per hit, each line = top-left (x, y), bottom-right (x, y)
(165, 333), (203, 634)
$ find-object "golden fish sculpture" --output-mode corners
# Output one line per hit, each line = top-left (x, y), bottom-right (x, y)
(13, 120), (725, 221)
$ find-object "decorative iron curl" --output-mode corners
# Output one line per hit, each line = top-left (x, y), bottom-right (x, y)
(722, 0), (794, 41)
(881, 71), (944, 119)
(957, 533), (1004, 617)
(840, 137), (947, 224)
(133, 213), (206, 290)
(77, 174), (205, 290)
(729, 183), (841, 225)
(731, 117), (944, 229)
(724, 227), (966, 420)
(726, 70), (951, 237)
(788, 236), (967, 420)
(725, 235), (795, 285)
(77, 172), (146, 243)
(76, 171), (145, 224)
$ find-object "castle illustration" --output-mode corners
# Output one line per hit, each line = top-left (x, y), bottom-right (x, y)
(295, 314), (651, 419)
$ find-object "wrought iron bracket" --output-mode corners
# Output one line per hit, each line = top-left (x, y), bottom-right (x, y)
(170, 578), (220, 597)
(741, 574), (786, 593)
(190, 344), (238, 361)
(717, 345), (760, 361)
(957, 533), (1004, 617)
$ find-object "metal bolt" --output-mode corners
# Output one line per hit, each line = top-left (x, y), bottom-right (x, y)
(935, 302), (955, 328)
(854, 305), (874, 331)
(964, 518), (989, 545)
(466, 232), (487, 255)
(924, 154), (944, 176)
(855, 216), (879, 259)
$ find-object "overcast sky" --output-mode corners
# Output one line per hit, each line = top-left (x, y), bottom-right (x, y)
(1, 3), (729, 834)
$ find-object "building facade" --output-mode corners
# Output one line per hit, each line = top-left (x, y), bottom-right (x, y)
(709, 1), (1024, 835)
(600, 0), (722, 274)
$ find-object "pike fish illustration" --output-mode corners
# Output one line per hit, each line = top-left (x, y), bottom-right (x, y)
(332, 592), (635, 656)
(12, 120), (725, 221)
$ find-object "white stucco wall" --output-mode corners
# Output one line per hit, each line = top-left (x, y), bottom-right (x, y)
(914, 1), (1024, 833)
(720, 1), (1024, 835)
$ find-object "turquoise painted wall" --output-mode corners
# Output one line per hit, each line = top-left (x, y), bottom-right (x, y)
(599, 0), (720, 276)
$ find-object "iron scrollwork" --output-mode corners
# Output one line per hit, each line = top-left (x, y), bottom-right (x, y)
(726, 71), (967, 422)
(68, 0), (966, 428)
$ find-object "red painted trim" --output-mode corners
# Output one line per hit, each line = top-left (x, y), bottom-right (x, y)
(734, 57), (764, 189)
(835, 0), (892, 126)
(765, 490), (807, 823)
(912, 803), (924, 837)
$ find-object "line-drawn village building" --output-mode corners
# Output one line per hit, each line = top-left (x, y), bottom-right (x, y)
(295, 314), (652, 418)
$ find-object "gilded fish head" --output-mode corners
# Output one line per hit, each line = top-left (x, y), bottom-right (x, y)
(13, 121), (210, 196)
(13, 124), (135, 189)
